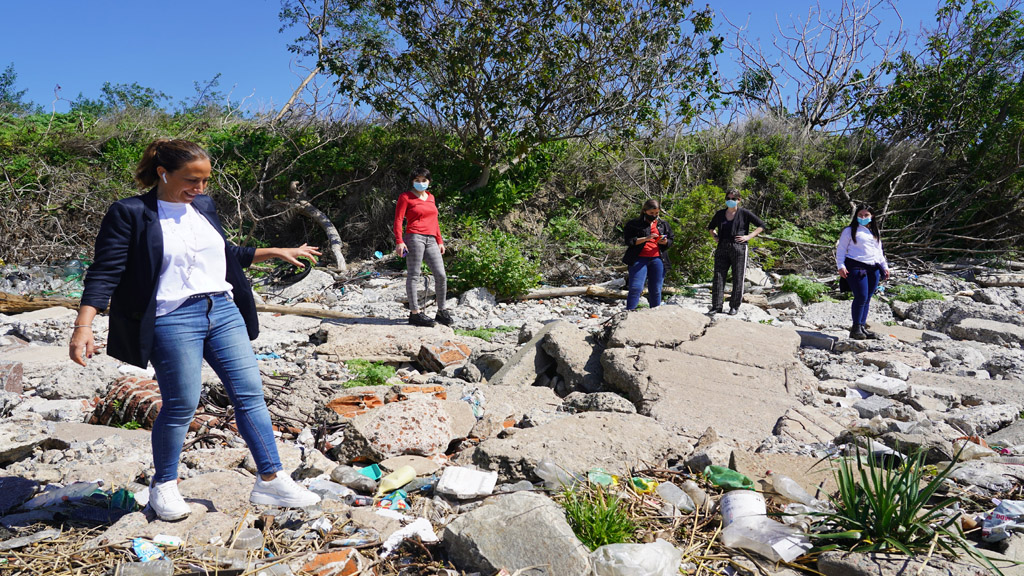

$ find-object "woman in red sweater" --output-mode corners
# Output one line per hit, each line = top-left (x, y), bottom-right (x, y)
(394, 168), (452, 327)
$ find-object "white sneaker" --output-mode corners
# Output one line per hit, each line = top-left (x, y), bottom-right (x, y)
(149, 479), (190, 521)
(250, 473), (321, 508)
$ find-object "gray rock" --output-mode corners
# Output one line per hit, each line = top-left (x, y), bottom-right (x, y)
(948, 461), (1024, 494)
(334, 396), (453, 460)
(606, 306), (709, 349)
(768, 292), (803, 310)
(0, 413), (53, 465)
(986, 418), (1024, 448)
(883, 362), (913, 381)
(817, 550), (988, 576)
(922, 330), (952, 341)
(443, 491), (591, 576)
(540, 321), (605, 394)
(678, 318), (804, 371)
(950, 318), (1024, 347)
(458, 412), (681, 483)
(803, 301), (894, 329)
(27, 399), (93, 422)
(488, 322), (559, 387)
(315, 320), (456, 362)
(855, 374), (909, 397)
(877, 431), (954, 463)
(943, 404), (1021, 436)
(272, 268), (335, 302)
(852, 395), (896, 419)
(561, 392), (636, 414)
(907, 371), (1024, 407)
(459, 287), (497, 310)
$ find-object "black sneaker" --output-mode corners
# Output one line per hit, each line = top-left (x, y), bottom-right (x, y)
(728, 308), (739, 315)
(435, 309), (454, 326)
(708, 307), (723, 315)
(409, 312), (436, 327)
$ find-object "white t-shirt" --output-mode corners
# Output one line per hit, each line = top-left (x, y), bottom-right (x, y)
(836, 226), (888, 271)
(155, 200), (233, 317)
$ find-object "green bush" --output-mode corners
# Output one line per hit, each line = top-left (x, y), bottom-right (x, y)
(343, 359), (396, 388)
(561, 486), (636, 551)
(448, 227), (542, 299)
(886, 284), (944, 303)
(661, 182), (721, 283)
(780, 274), (829, 303)
(546, 216), (607, 257)
(453, 325), (517, 342)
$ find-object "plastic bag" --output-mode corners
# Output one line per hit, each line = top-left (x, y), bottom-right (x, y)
(982, 499), (1024, 542)
(591, 538), (683, 576)
(703, 465), (754, 490)
(534, 459), (581, 490)
(720, 517), (812, 563)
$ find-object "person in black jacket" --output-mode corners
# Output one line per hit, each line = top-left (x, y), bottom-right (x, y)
(69, 139), (321, 521)
(622, 199), (674, 310)
(706, 189), (764, 315)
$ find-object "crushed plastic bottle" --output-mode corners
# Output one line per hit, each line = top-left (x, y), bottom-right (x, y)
(117, 559), (173, 576)
(681, 479), (711, 512)
(231, 528), (265, 550)
(591, 538), (683, 576)
(194, 545), (249, 570)
(720, 517), (812, 563)
(331, 465), (378, 493)
(587, 468), (617, 487)
(768, 472), (815, 506)
(655, 482), (695, 513)
(24, 480), (105, 509)
(533, 459), (581, 491)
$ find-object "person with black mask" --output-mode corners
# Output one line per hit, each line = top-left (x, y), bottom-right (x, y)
(707, 189), (764, 315)
(836, 205), (889, 339)
(622, 199), (674, 310)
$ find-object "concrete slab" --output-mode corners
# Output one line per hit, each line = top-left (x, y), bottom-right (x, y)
(315, 319), (459, 362)
(677, 319), (802, 371)
(908, 371), (1024, 407)
(606, 306), (709, 349)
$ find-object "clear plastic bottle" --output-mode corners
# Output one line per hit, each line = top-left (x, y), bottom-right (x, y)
(231, 528), (265, 550)
(116, 560), (173, 576)
(681, 479), (710, 512)
(24, 480), (104, 509)
(194, 545), (249, 570)
(533, 459), (580, 490)
(655, 482), (695, 513)
(768, 473), (815, 506)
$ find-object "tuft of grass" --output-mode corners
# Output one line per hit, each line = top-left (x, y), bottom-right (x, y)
(115, 420), (142, 430)
(781, 274), (829, 303)
(343, 359), (396, 388)
(561, 485), (637, 551)
(453, 325), (517, 342)
(811, 444), (1000, 573)
(886, 284), (944, 303)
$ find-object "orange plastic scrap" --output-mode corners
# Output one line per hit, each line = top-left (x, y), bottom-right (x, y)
(326, 394), (384, 418)
(302, 548), (366, 576)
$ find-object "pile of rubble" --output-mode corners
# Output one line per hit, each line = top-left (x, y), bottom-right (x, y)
(0, 263), (1023, 575)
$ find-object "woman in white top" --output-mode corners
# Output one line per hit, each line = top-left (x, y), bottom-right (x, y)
(836, 205), (890, 340)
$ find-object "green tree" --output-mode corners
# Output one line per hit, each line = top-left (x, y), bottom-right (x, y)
(857, 0), (1024, 254)
(288, 0), (722, 190)
(0, 63), (36, 116)
(70, 81), (170, 114)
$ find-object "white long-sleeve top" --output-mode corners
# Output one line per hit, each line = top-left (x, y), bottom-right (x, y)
(836, 226), (888, 271)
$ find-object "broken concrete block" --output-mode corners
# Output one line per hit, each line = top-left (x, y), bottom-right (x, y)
(418, 340), (472, 373)
(0, 361), (23, 393)
(540, 321), (605, 394)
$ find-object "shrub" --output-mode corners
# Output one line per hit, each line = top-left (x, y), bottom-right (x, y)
(561, 486), (636, 551)
(448, 227), (542, 299)
(661, 182), (721, 283)
(453, 325), (517, 342)
(886, 284), (944, 303)
(780, 274), (829, 303)
(343, 359), (395, 388)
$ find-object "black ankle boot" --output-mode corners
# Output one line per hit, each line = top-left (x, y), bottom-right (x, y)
(850, 324), (868, 340)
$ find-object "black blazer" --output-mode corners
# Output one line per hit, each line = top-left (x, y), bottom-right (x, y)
(622, 217), (673, 267)
(80, 189), (258, 368)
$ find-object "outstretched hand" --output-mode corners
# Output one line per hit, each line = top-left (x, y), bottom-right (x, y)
(278, 243), (321, 267)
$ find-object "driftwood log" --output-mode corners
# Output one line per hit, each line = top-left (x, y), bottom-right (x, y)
(516, 284), (695, 301)
(975, 274), (1024, 288)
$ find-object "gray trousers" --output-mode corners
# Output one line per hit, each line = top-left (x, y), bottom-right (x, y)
(404, 233), (447, 312)
(712, 243), (747, 310)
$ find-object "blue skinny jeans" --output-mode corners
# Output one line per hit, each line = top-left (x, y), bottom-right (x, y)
(845, 258), (880, 326)
(626, 256), (665, 310)
(150, 293), (281, 483)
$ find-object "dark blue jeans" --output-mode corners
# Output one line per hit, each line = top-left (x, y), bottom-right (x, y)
(626, 257), (665, 310)
(846, 258), (880, 326)
(150, 293), (282, 483)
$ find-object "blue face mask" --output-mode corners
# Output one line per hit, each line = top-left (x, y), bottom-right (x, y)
(725, 200), (738, 208)
(857, 216), (872, 226)
(413, 181), (429, 192)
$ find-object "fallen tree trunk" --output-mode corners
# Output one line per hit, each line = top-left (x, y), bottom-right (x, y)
(254, 302), (360, 320)
(516, 284), (697, 301)
(975, 274), (1024, 288)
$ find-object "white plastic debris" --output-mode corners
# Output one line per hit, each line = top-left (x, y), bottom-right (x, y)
(591, 538), (683, 576)
(983, 499), (1024, 542)
(435, 466), (498, 499)
(720, 517), (812, 563)
(380, 518), (438, 558)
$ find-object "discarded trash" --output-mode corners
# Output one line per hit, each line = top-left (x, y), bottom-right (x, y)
(255, 353), (281, 361)
(631, 477), (657, 494)
(345, 494), (374, 507)
(152, 534), (182, 548)
(308, 479), (356, 501)
(704, 466), (754, 491)
(193, 545), (248, 569)
(110, 488), (137, 511)
(132, 538), (165, 562)
(768, 472), (815, 506)
(719, 490), (767, 527)
(358, 463), (382, 481)
(331, 465), (378, 493)
(231, 528), (264, 550)
(377, 465), (416, 496)
(588, 468), (618, 487)
(24, 480), (104, 509)
(380, 517), (438, 558)
(374, 251), (384, 259)
(983, 499), (1024, 542)
(376, 489), (409, 510)
(953, 438), (998, 461)
(681, 480), (710, 512)
(591, 538), (683, 576)
(254, 563), (294, 576)
(403, 475), (436, 494)
(0, 528), (62, 551)
(720, 517), (812, 563)
(435, 466), (498, 499)
(534, 459), (581, 491)
(655, 481), (695, 513)
(117, 559), (173, 576)
(309, 517), (334, 535)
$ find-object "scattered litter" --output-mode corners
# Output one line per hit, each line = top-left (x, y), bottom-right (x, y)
(380, 517), (438, 558)
(704, 466), (754, 490)
(255, 352), (281, 360)
(591, 538), (683, 576)
(435, 467), (498, 499)
(0, 528), (61, 551)
(983, 499), (1024, 542)
(132, 538), (165, 562)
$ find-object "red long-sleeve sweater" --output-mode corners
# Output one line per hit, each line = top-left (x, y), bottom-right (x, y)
(394, 190), (443, 245)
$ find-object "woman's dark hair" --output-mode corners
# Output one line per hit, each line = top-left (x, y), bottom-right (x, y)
(135, 139), (210, 188)
(725, 189), (742, 199)
(410, 167), (431, 182)
(642, 199), (661, 213)
(849, 204), (880, 244)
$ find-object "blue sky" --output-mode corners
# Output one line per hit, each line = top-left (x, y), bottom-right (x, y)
(1, 0), (942, 114)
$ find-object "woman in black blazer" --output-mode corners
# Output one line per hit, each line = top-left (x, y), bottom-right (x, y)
(622, 199), (673, 310)
(69, 139), (321, 521)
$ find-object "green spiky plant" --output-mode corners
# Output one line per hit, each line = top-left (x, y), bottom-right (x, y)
(811, 445), (1001, 573)
(561, 485), (637, 551)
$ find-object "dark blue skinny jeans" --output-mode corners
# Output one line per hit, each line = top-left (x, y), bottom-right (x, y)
(626, 256), (665, 310)
(846, 258), (880, 326)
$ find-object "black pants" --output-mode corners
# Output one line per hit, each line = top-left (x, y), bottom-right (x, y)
(712, 243), (747, 310)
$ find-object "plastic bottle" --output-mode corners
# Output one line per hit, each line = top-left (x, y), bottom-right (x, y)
(24, 480), (104, 509)
(376, 465), (416, 496)
(681, 480), (710, 512)
(655, 482), (695, 513)
(331, 465), (378, 493)
(720, 517), (812, 563)
(194, 545), (249, 570)
(533, 459), (580, 490)
(703, 466), (754, 490)
(116, 560), (173, 576)
(255, 563), (295, 576)
(768, 473), (815, 506)
(231, 528), (265, 550)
